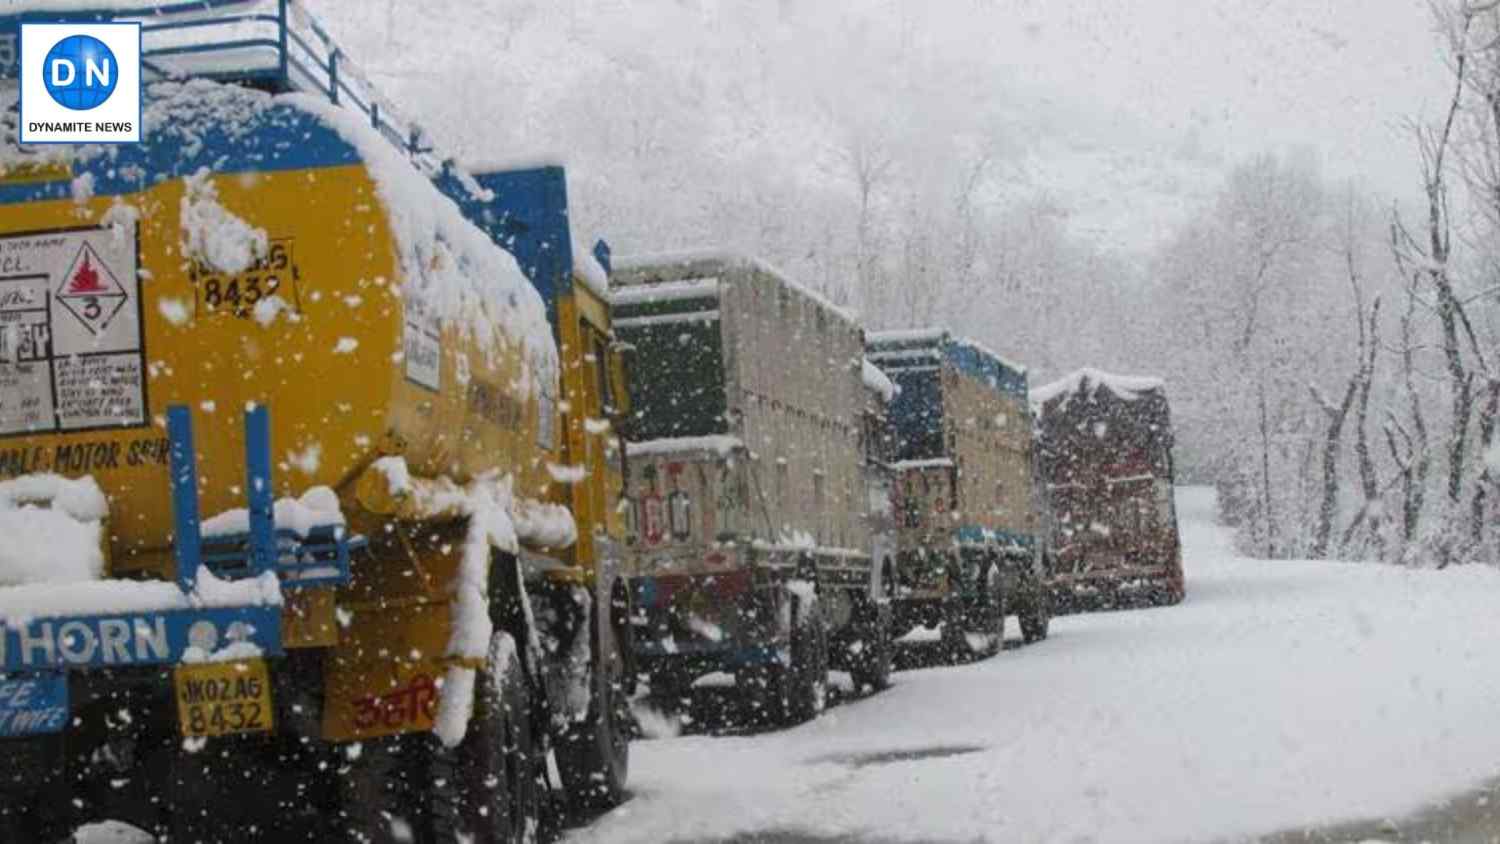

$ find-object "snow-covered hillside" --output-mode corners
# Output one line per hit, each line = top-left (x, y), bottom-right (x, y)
(570, 487), (1500, 843)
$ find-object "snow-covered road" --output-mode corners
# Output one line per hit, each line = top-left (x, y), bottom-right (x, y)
(570, 487), (1500, 844)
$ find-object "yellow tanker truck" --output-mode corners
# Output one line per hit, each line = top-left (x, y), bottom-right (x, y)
(0, 3), (630, 841)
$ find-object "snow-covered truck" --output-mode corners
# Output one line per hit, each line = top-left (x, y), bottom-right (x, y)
(0, 3), (629, 841)
(611, 252), (892, 724)
(1034, 369), (1185, 610)
(865, 330), (1052, 658)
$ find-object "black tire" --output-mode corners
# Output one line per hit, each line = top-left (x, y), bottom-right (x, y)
(0, 792), (72, 843)
(1020, 587), (1052, 644)
(166, 726), (345, 843)
(555, 623), (630, 814)
(847, 599), (892, 693)
(456, 632), (543, 844)
(646, 665), (691, 712)
(342, 636), (540, 844)
(0, 734), (72, 844)
(944, 566), (1004, 661)
(757, 592), (828, 726)
(784, 608), (829, 724)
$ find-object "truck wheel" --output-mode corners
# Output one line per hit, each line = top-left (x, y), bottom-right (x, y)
(847, 599), (892, 693)
(782, 601), (829, 725)
(1020, 588), (1052, 644)
(0, 735), (72, 843)
(744, 593), (829, 727)
(555, 629), (630, 814)
(453, 631), (543, 844)
(944, 567), (1004, 660)
(646, 665), (690, 711)
(0, 790), (71, 843)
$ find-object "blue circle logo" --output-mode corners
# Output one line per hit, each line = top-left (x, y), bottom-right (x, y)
(42, 35), (118, 111)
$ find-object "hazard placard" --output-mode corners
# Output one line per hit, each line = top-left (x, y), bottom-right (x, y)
(0, 225), (145, 437)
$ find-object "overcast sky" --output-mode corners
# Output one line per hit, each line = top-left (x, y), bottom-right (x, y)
(889, 0), (1454, 247)
(321, 0), (1454, 253)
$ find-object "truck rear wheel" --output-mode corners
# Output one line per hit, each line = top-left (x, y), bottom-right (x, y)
(780, 598), (829, 725)
(740, 593), (828, 727)
(0, 811), (70, 844)
(0, 735), (71, 844)
(555, 628), (630, 814)
(1020, 588), (1052, 644)
(943, 566), (1004, 661)
(452, 631), (543, 844)
(847, 598), (892, 693)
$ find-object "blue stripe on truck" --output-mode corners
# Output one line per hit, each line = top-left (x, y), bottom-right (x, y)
(0, 604), (283, 672)
(0, 101), (361, 207)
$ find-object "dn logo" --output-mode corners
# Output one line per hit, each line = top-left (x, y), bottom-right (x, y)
(42, 34), (117, 111)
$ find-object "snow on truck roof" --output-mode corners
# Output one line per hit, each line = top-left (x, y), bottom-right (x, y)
(868, 328), (1029, 399)
(262, 89), (560, 387)
(1032, 367), (1167, 408)
(867, 328), (1029, 377)
(862, 358), (899, 401)
(610, 249), (858, 327)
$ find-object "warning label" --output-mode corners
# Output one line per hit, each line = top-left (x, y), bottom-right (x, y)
(404, 296), (441, 392)
(0, 226), (145, 437)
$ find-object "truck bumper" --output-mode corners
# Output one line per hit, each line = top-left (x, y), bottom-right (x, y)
(627, 568), (786, 680)
(1051, 568), (1184, 613)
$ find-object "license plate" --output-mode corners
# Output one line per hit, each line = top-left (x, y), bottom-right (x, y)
(174, 660), (274, 738)
(0, 672), (68, 737)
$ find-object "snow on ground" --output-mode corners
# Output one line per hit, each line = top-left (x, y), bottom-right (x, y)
(571, 487), (1500, 843)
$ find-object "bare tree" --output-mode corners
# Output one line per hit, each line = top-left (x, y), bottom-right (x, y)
(1385, 234), (1433, 553)
(1310, 271), (1380, 559)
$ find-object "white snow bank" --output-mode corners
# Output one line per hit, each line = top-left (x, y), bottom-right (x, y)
(572, 487), (1500, 844)
(861, 358), (898, 402)
(201, 486), (345, 539)
(628, 435), (743, 459)
(1033, 366), (1166, 407)
(0, 474), (109, 587)
(0, 569), (282, 628)
(179, 167), (268, 275)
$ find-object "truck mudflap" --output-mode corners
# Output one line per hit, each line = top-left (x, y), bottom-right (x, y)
(0, 404), (362, 741)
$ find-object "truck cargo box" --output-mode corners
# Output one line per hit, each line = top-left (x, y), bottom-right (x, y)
(866, 329), (1052, 653)
(611, 252), (890, 720)
(1034, 368), (1185, 610)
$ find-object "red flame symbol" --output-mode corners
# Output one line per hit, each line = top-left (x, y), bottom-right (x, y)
(67, 252), (106, 294)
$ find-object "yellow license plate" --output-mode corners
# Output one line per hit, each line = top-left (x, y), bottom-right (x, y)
(174, 660), (275, 738)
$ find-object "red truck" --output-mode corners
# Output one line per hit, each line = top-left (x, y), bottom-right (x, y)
(1034, 369), (1185, 611)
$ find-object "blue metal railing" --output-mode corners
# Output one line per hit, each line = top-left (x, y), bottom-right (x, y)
(0, 0), (444, 175)
(167, 403), (362, 590)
